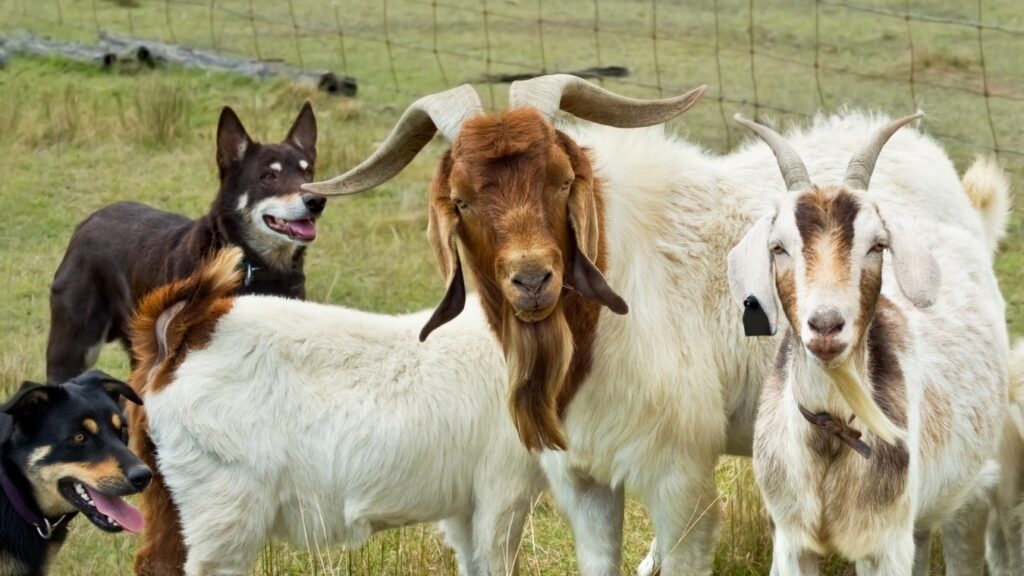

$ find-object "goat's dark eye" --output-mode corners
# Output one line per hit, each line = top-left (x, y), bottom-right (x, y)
(72, 433), (86, 445)
(562, 178), (573, 190)
(261, 171), (278, 181)
(453, 198), (468, 211)
(771, 244), (788, 257)
(869, 242), (888, 254)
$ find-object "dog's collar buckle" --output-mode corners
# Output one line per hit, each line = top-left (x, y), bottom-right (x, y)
(35, 514), (69, 540)
(244, 261), (259, 287)
(1, 472), (73, 539)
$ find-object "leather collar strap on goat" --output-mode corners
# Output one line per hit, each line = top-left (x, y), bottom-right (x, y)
(797, 403), (873, 459)
(0, 464), (75, 539)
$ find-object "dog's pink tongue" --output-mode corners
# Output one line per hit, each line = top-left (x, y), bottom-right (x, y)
(84, 486), (144, 533)
(286, 218), (316, 241)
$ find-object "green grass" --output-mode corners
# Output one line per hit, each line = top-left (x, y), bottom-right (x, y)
(1, 0), (1022, 573)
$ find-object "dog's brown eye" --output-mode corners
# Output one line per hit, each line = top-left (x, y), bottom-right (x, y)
(262, 171), (278, 181)
(72, 433), (86, 444)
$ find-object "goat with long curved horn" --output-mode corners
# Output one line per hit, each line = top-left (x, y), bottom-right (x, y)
(303, 84), (483, 196)
(843, 111), (924, 191)
(733, 114), (812, 192)
(509, 73), (706, 128)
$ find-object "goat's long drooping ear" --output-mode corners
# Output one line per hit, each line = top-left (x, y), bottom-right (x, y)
(79, 370), (144, 407)
(727, 215), (779, 336)
(558, 134), (628, 314)
(420, 155), (466, 341)
(216, 106), (253, 178)
(285, 101), (317, 160)
(878, 210), (941, 308)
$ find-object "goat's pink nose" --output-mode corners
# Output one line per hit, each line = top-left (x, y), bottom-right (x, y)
(807, 307), (845, 336)
(512, 268), (553, 296)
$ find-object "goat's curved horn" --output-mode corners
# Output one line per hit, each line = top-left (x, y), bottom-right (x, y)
(734, 114), (812, 193)
(843, 111), (924, 191)
(508, 74), (706, 128)
(303, 84), (483, 196)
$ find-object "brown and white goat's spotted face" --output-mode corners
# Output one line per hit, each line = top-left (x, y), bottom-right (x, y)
(770, 186), (889, 365)
(730, 183), (940, 367)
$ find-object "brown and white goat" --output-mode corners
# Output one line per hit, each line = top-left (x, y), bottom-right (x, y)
(307, 75), (1003, 574)
(729, 114), (1008, 575)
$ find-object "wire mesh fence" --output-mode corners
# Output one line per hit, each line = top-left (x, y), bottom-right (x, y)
(3, 0), (1023, 170)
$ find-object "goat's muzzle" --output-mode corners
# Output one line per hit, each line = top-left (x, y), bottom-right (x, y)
(805, 306), (849, 364)
(499, 252), (562, 322)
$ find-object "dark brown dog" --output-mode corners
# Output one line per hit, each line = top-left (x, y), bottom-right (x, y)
(46, 103), (322, 383)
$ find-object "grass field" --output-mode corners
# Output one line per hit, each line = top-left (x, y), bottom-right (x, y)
(1, 0), (1022, 574)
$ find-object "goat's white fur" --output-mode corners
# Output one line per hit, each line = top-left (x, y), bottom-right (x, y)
(987, 341), (1024, 575)
(144, 294), (545, 576)
(527, 112), (1003, 575)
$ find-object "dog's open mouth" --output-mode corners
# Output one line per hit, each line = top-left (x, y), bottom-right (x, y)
(58, 479), (143, 533)
(263, 215), (317, 242)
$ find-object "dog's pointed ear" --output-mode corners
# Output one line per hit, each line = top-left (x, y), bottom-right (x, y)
(286, 101), (317, 161)
(217, 106), (253, 178)
(558, 133), (627, 315)
(1, 381), (62, 419)
(80, 370), (144, 407)
(421, 153), (466, 342)
(727, 214), (779, 336)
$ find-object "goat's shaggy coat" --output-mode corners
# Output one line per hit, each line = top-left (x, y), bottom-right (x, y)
(130, 249), (544, 576)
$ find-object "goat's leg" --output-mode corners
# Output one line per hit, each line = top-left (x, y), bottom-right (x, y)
(911, 528), (931, 576)
(941, 494), (989, 576)
(645, 463), (719, 576)
(472, 494), (530, 576)
(769, 527), (818, 576)
(542, 455), (624, 576)
(855, 529), (914, 576)
(440, 513), (483, 576)
(178, 489), (269, 576)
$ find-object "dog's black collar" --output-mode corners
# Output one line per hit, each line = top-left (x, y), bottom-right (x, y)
(240, 257), (303, 291)
(0, 467), (75, 539)
(242, 258), (281, 287)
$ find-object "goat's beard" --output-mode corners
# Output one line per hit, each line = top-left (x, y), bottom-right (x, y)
(827, 361), (906, 446)
(501, 304), (574, 451)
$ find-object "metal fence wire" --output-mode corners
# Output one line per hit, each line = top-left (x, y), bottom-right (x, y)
(5, 0), (1024, 168)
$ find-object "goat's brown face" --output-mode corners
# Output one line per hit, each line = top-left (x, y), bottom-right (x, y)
(425, 107), (623, 331)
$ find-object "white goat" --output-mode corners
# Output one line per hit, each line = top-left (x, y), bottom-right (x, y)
(987, 340), (1024, 575)
(727, 114), (1009, 574)
(305, 76), (1006, 575)
(129, 248), (545, 576)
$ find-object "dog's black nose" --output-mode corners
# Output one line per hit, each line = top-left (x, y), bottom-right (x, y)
(302, 193), (326, 214)
(127, 465), (153, 491)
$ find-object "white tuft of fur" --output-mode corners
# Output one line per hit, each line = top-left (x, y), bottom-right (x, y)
(962, 156), (1012, 253)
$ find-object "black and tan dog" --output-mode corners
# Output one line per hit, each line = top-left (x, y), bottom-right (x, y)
(46, 103), (322, 383)
(0, 371), (151, 576)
